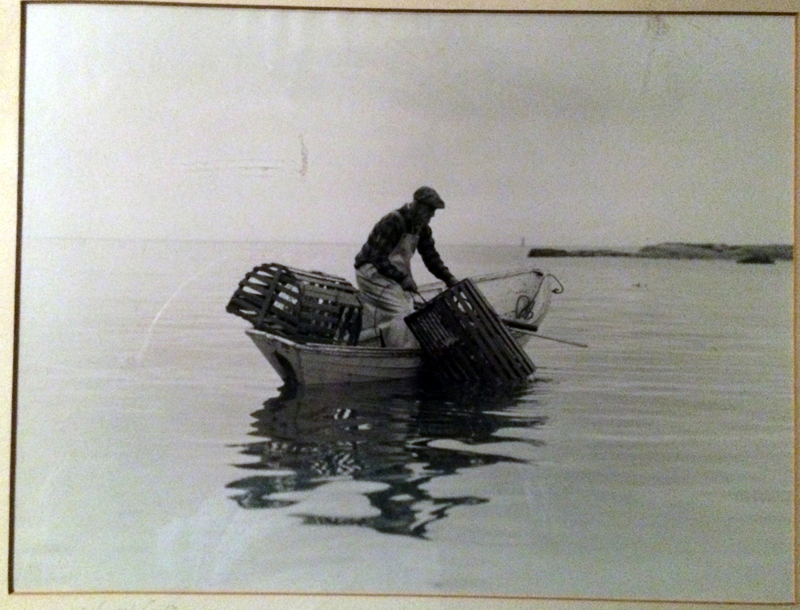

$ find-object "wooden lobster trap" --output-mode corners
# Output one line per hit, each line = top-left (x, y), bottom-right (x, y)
(405, 278), (534, 384)
(226, 263), (363, 345)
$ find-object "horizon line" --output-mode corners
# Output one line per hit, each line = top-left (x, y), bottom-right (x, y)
(17, 235), (796, 248)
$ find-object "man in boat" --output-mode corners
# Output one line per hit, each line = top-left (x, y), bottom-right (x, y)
(354, 186), (459, 348)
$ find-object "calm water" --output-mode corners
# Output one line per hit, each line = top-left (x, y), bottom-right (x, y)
(13, 238), (794, 601)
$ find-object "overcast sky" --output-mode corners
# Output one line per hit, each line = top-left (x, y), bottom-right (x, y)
(21, 5), (794, 247)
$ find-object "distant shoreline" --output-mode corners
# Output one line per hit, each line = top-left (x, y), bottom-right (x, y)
(527, 242), (793, 263)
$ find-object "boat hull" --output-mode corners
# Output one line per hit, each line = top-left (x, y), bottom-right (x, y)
(247, 331), (423, 385)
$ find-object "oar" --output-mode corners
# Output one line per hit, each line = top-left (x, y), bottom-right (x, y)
(500, 316), (589, 348)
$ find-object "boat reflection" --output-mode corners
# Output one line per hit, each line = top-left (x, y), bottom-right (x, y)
(227, 379), (547, 539)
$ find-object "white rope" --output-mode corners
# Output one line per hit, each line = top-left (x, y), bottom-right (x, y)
(134, 255), (233, 364)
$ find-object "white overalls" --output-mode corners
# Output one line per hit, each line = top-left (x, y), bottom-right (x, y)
(356, 227), (421, 349)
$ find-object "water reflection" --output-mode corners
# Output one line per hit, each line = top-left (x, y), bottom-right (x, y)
(227, 379), (547, 538)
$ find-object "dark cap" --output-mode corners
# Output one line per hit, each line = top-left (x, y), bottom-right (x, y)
(413, 186), (445, 209)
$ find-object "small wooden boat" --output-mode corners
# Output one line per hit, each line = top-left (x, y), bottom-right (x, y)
(243, 266), (559, 386)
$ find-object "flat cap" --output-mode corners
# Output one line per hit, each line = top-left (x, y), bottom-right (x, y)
(413, 186), (445, 209)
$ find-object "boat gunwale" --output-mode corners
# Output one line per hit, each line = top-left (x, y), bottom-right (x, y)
(416, 265), (544, 294)
(245, 328), (422, 356)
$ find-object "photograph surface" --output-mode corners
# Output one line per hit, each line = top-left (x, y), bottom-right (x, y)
(11, 4), (795, 604)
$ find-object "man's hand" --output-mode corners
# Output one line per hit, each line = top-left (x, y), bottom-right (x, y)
(446, 276), (460, 288)
(400, 276), (418, 293)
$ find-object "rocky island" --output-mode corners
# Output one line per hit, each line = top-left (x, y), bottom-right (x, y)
(527, 243), (793, 264)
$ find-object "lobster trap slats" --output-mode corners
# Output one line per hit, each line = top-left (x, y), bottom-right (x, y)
(227, 263), (362, 345)
(404, 278), (534, 383)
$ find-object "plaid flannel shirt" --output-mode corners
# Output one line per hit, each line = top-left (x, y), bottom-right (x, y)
(355, 204), (456, 286)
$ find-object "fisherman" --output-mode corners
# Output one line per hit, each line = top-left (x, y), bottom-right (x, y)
(354, 186), (459, 348)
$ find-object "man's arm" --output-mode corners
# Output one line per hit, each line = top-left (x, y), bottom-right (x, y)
(418, 226), (458, 286)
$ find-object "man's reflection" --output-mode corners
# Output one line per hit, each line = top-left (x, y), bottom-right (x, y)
(227, 379), (547, 538)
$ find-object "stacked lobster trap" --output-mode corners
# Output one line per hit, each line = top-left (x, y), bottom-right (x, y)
(226, 263), (363, 345)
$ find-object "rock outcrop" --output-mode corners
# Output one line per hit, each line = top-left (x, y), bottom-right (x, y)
(528, 242), (792, 262)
